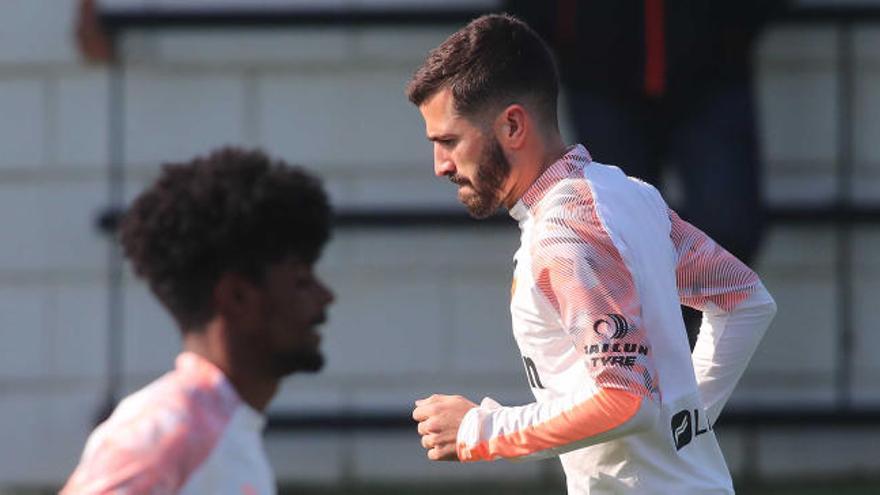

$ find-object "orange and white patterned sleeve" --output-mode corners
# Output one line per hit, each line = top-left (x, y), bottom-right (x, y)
(456, 184), (660, 462)
(669, 209), (761, 314)
(61, 422), (190, 494)
(669, 210), (776, 422)
(61, 392), (234, 494)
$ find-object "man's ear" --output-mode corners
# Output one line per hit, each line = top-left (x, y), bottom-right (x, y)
(496, 104), (528, 149)
(213, 272), (261, 330)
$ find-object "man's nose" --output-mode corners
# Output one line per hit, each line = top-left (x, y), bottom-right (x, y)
(433, 144), (455, 177)
(434, 160), (455, 177)
(317, 280), (335, 306)
(434, 157), (455, 178)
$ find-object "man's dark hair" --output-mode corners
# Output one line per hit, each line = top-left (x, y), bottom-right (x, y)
(119, 147), (331, 331)
(406, 13), (559, 129)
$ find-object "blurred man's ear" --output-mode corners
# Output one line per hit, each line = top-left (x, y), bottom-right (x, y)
(213, 273), (262, 332)
(76, 0), (114, 63)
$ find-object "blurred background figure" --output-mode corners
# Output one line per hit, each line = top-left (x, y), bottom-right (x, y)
(63, 148), (334, 494)
(508, 1), (788, 346)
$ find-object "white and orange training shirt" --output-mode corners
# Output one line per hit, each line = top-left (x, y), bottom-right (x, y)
(456, 145), (776, 494)
(62, 352), (275, 495)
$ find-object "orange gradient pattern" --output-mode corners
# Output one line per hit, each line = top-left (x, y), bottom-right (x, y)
(458, 389), (642, 461)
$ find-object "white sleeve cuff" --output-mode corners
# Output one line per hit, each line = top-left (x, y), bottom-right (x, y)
(456, 397), (502, 462)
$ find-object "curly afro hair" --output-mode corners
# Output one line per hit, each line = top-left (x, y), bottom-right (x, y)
(119, 147), (332, 331)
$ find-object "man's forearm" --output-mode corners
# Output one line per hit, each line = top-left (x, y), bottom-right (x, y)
(457, 387), (658, 462)
(691, 283), (777, 423)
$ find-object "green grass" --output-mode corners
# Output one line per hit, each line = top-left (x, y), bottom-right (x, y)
(279, 478), (880, 495)
(737, 478), (880, 495)
(10, 478), (880, 495)
(280, 483), (561, 495)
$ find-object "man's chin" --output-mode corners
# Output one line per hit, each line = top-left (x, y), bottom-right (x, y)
(459, 190), (497, 219)
(462, 196), (499, 219)
(465, 205), (496, 219)
(276, 350), (325, 375)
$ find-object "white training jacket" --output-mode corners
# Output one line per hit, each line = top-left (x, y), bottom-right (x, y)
(456, 145), (776, 494)
(62, 352), (275, 495)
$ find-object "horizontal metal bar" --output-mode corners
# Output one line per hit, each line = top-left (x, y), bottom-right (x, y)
(717, 407), (880, 428)
(97, 5), (880, 32)
(265, 407), (880, 433)
(93, 207), (513, 233)
(332, 209), (512, 229)
(335, 205), (880, 228)
(773, 6), (880, 24)
(267, 411), (413, 433)
(94, 204), (880, 234)
(768, 205), (880, 225)
(98, 7), (486, 31)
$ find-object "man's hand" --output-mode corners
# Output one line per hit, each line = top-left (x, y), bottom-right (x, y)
(412, 394), (477, 461)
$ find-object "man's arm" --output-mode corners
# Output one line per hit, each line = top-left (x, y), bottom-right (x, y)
(454, 386), (657, 462)
(62, 430), (184, 494)
(61, 408), (208, 494)
(670, 209), (776, 423)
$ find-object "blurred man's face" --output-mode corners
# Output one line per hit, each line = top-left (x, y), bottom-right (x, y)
(256, 258), (334, 375)
(419, 88), (511, 219)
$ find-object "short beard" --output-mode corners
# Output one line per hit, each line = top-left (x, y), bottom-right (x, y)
(273, 349), (325, 375)
(460, 136), (511, 219)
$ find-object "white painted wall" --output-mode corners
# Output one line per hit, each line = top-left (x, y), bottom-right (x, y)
(0, 0), (878, 488)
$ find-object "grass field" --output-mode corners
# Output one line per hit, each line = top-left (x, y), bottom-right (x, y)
(278, 478), (880, 495)
(6, 479), (880, 494)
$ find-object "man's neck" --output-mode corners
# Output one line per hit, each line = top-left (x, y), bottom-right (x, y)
(502, 133), (568, 209)
(183, 327), (279, 412)
(222, 365), (279, 413)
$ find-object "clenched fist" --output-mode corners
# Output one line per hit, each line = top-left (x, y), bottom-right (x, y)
(412, 394), (477, 461)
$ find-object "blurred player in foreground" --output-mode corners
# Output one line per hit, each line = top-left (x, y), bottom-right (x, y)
(408, 14), (776, 494)
(62, 148), (334, 494)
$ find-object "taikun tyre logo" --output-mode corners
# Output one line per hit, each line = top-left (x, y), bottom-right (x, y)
(593, 314), (631, 339)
